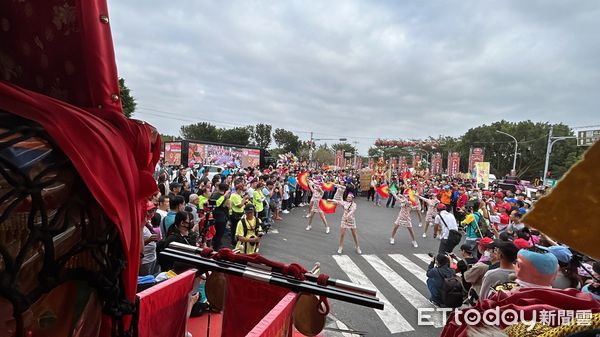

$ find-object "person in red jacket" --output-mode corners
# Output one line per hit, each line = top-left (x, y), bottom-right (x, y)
(455, 187), (469, 222)
(456, 188), (468, 209)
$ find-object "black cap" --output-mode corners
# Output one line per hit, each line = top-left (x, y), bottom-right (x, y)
(489, 240), (519, 263)
(244, 204), (255, 213)
(460, 243), (474, 252)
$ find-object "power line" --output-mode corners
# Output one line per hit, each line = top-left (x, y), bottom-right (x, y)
(136, 106), (367, 140)
(571, 124), (600, 129)
(137, 106), (315, 134)
(137, 107), (257, 128)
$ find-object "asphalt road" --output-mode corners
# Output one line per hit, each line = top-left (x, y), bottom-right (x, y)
(259, 197), (446, 337)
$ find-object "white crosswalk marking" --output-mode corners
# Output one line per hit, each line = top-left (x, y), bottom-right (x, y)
(389, 254), (428, 283)
(332, 255), (414, 334)
(363, 255), (444, 328)
(414, 253), (432, 265)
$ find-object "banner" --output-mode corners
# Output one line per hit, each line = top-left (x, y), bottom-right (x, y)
(335, 150), (343, 167)
(391, 157), (398, 169)
(412, 155), (421, 169)
(468, 147), (485, 172)
(448, 152), (460, 177)
(475, 162), (490, 189)
(164, 142), (182, 166)
(431, 152), (443, 175)
(368, 157), (374, 169)
(357, 158), (363, 169)
(242, 149), (261, 168)
(399, 156), (408, 172)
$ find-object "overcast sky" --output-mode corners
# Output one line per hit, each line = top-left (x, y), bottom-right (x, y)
(109, 0), (599, 154)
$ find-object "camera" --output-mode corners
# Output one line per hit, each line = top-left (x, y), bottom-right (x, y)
(197, 204), (215, 245)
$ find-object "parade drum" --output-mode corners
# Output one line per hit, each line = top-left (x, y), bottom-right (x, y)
(0, 113), (126, 337)
(292, 293), (327, 337)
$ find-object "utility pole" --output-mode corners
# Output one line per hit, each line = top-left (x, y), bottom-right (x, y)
(542, 126), (576, 186)
(542, 127), (553, 186)
(496, 130), (518, 175)
(308, 131), (314, 165)
(352, 140), (359, 169)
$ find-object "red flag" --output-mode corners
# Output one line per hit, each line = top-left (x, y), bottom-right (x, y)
(297, 172), (309, 190)
(376, 185), (390, 199)
(322, 182), (334, 192)
(406, 189), (417, 206)
(401, 170), (411, 180)
(319, 199), (337, 214)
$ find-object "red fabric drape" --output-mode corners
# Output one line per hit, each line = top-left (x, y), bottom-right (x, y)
(2, 0), (159, 335)
(222, 275), (291, 337)
(0, 0), (123, 115)
(0, 81), (161, 334)
(137, 270), (197, 337)
(246, 292), (298, 337)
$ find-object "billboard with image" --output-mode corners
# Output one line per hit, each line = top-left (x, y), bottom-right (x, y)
(187, 143), (206, 166)
(164, 140), (265, 168)
(190, 142), (261, 168)
(164, 142), (182, 166)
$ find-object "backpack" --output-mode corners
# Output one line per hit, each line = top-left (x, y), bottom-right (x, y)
(472, 212), (489, 238)
(440, 273), (464, 308)
(241, 217), (263, 237)
(239, 217), (264, 252)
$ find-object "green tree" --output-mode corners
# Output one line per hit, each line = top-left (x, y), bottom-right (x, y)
(458, 120), (581, 180)
(180, 122), (219, 142)
(367, 145), (411, 160)
(331, 142), (357, 155)
(160, 134), (180, 142)
(313, 144), (334, 164)
(297, 141), (311, 162)
(273, 128), (301, 153)
(179, 122), (252, 146)
(219, 126), (252, 146)
(119, 78), (136, 118)
(367, 147), (381, 158)
(252, 123), (272, 149)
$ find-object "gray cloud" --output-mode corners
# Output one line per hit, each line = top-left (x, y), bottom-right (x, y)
(108, 0), (600, 153)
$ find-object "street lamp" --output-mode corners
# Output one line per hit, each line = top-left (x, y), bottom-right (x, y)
(411, 148), (431, 165)
(351, 140), (359, 168)
(542, 127), (576, 186)
(308, 136), (347, 163)
(496, 130), (518, 175)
